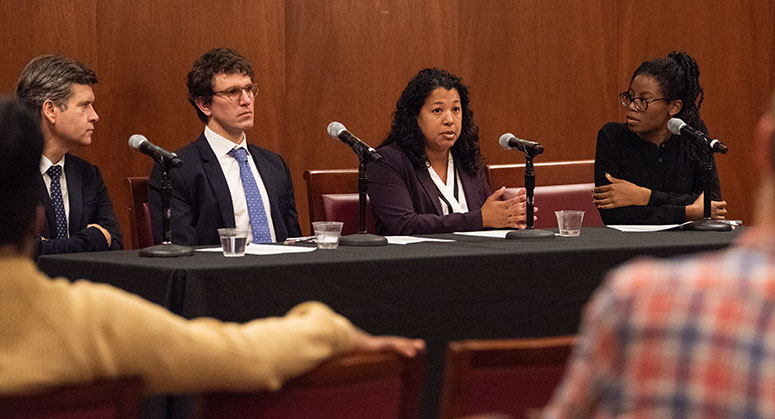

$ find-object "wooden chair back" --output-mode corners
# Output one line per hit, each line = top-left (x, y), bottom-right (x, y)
(486, 160), (595, 189)
(0, 376), (144, 419)
(303, 169), (376, 235)
(487, 160), (602, 227)
(439, 336), (576, 419)
(126, 177), (154, 249)
(200, 351), (424, 419)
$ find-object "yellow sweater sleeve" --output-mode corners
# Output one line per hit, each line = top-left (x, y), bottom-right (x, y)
(0, 258), (356, 394)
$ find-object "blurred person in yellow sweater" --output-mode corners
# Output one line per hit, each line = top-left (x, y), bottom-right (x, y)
(0, 99), (423, 395)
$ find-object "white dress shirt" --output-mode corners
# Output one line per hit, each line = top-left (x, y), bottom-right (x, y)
(427, 152), (468, 215)
(204, 126), (276, 243)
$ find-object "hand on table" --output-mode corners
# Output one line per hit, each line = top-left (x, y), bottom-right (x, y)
(685, 193), (727, 220)
(482, 187), (538, 229)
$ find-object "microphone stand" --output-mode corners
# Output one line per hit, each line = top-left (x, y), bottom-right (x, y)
(339, 157), (388, 246)
(140, 157), (194, 257)
(506, 153), (555, 239)
(683, 143), (731, 232)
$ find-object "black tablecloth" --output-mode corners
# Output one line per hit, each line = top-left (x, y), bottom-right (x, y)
(38, 227), (741, 418)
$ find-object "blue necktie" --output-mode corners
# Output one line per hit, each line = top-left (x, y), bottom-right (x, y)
(46, 165), (68, 239)
(228, 148), (272, 243)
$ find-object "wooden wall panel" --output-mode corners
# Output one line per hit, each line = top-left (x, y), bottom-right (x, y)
(0, 1), (98, 94)
(0, 1), (286, 244)
(284, 0), (461, 231)
(89, 1), (286, 244)
(1, 1), (773, 243)
(457, 0), (618, 166)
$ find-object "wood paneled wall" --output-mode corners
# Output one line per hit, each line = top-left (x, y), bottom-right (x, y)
(1, 1), (773, 246)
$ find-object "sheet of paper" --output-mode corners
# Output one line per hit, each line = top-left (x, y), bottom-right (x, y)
(197, 243), (317, 255)
(386, 236), (456, 245)
(453, 230), (514, 239)
(606, 224), (682, 232)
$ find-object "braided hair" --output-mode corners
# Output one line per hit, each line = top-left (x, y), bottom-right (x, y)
(381, 68), (482, 176)
(631, 51), (704, 127)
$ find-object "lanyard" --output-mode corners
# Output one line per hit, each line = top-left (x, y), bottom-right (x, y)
(427, 153), (465, 214)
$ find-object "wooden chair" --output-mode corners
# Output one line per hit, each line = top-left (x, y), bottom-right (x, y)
(439, 336), (576, 419)
(486, 160), (595, 189)
(487, 160), (602, 227)
(0, 376), (144, 419)
(303, 169), (377, 235)
(200, 351), (424, 419)
(126, 177), (154, 249)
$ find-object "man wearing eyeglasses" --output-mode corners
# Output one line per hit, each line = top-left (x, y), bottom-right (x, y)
(149, 47), (301, 245)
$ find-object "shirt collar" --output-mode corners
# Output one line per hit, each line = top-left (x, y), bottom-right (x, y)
(204, 126), (249, 158)
(626, 125), (679, 148)
(39, 155), (65, 176)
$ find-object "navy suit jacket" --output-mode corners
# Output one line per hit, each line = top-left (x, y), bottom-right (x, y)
(367, 143), (491, 235)
(36, 153), (123, 257)
(148, 133), (302, 246)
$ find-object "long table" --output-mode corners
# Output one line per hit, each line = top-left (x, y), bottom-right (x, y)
(38, 227), (741, 418)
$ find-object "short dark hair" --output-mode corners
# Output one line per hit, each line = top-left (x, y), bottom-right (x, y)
(0, 99), (44, 248)
(15, 55), (98, 120)
(381, 68), (482, 175)
(187, 47), (254, 123)
(631, 51), (703, 127)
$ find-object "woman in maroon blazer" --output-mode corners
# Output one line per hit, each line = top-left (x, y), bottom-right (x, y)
(367, 68), (530, 235)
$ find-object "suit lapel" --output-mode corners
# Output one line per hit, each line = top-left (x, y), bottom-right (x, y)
(64, 154), (84, 233)
(196, 135), (236, 228)
(37, 173), (56, 237)
(457, 159), (482, 209)
(416, 166), (444, 215)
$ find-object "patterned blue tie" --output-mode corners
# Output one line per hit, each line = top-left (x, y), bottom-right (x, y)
(228, 148), (272, 243)
(46, 165), (68, 239)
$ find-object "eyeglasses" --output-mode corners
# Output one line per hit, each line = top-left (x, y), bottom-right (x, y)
(213, 83), (259, 102)
(619, 91), (668, 111)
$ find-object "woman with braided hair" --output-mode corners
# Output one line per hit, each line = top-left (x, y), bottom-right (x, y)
(593, 51), (727, 225)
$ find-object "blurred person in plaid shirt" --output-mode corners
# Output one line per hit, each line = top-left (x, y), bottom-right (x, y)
(543, 96), (775, 418)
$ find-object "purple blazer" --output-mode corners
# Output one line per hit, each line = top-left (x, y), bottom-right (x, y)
(367, 143), (491, 235)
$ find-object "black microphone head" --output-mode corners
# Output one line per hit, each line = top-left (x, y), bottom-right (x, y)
(327, 121), (346, 138)
(498, 133), (515, 150)
(128, 134), (148, 150)
(667, 118), (685, 135)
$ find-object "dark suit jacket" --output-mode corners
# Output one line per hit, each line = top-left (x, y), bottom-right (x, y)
(36, 153), (123, 257)
(367, 143), (490, 235)
(148, 133), (301, 246)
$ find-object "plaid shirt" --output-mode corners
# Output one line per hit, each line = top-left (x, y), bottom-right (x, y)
(544, 228), (775, 419)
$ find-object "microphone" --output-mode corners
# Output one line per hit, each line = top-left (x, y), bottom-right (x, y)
(499, 133), (544, 155)
(327, 122), (382, 162)
(128, 135), (184, 168)
(667, 118), (728, 154)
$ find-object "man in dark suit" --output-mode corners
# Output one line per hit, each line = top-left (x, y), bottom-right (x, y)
(149, 47), (301, 246)
(15, 55), (122, 256)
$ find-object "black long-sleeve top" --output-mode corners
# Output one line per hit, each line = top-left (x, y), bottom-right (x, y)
(594, 122), (722, 225)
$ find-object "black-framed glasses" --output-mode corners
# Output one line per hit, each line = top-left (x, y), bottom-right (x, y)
(213, 83), (259, 101)
(619, 91), (668, 111)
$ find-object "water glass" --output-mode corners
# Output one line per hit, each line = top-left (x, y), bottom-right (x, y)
(555, 210), (585, 237)
(312, 221), (344, 249)
(218, 228), (249, 257)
